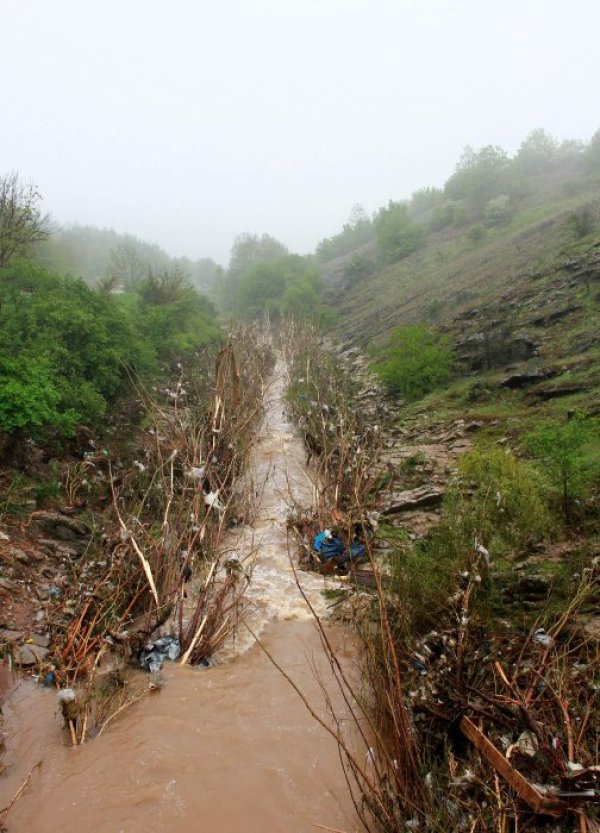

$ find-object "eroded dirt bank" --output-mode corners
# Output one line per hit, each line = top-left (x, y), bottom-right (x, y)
(0, 358), (358, 833)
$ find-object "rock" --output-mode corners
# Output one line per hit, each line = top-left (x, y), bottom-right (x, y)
(531, 304), (582, 327)
(0, 629), (24, 642)
(500, 370), (551, 389)
(30, 633), (50, 648)
(380, 486), (445, 514)
(15, 643), (49, 667)
(31, 512), (92, 542)
(533, 385), (586, 400)
(11, 548), (31, 564)
(516, 575), (551, 600)
(465, 421), (484, 432)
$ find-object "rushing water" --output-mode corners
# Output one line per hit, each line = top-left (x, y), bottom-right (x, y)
(0, 359), (359, 833)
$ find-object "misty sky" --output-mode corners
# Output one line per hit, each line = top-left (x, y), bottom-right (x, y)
(2, 0), (599, 265)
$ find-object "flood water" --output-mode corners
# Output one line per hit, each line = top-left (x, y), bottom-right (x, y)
(0, 359), (360, 833)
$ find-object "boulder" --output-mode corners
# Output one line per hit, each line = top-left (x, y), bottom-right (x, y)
(15, 643), (49, 667)
(533, 385), (586, 400)
(380, 486), (444, 514)
(516, 574), (551, 600)
(32, 511), (91, 540)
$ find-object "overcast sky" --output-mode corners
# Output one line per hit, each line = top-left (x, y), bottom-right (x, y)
(2, 0), (599, 265)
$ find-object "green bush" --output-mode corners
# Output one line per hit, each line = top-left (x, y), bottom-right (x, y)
(447, 447), (554, 553)
(467, 224), (487, 243)
(373, 325), (453, 400)
(483, 194), (514, 226)
(523, 415), (600, 520)
(430, 199), (468, 231)
(374, 201), (425, 262)
(568, 205), (596, 238)
(0, 261), (221, 440)
(390, 448), (553, 633)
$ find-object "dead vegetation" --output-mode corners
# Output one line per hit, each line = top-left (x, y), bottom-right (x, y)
(281, 323), (600, 833)
(1, 327), (274, 743)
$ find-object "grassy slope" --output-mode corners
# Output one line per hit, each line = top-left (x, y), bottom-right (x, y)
(326, 168), (600, 351)
(323, 166), (600, 576)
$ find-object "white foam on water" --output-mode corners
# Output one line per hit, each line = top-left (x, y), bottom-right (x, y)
(217, 358), (335, 656)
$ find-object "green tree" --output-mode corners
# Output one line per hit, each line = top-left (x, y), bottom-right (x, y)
(136, 267), (221, 360)
(0, 262), (151, 436)
(483, 194), (514, 226)
(106, 241), (148, 290)
(515, 128), (557, 173)
(316, 205), (374, 263)
(373, 325), (454, 400)
(430, 199), (467, 231)
(343, 251), (376, 286)
(220, 233), (289, 311)
(523, 416), (600, 521)
(374, 201), (424, 262)
(0, 172), (50, 267)
(583, 129), (600, 172)
(409, 186), (444, 217)
(445, 145), (513, 213)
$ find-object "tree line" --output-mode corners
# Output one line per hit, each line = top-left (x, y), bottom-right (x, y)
(0, 173), (221, 449)
(314, 126), (600, 270)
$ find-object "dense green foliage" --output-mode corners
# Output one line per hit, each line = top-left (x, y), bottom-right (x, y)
(235, 254), (333, 325)
(523, 415), (600, 519)
(373, 325), (453, 399)
(216, 232), (333, 326)
(373, 201), (424, 262)
(217, 232), (289, 312)
(314, 127), (600, 271)
(0, 173), (50, 268)
(316, 205), (374, 263)
(36, 225), (218, 293)
(392, 448), (553, 633)
(0, 261), (221, 440)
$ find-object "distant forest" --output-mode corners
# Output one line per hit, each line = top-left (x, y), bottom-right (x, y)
(314, 126), (600, 266)
(34, 224), (219, 294)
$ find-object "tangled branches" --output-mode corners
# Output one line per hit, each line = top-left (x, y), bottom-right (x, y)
(46, 327), (273, 737)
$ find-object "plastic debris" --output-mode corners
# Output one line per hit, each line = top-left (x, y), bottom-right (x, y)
(188, 465), (206, 481)
(533, 628), (553, 646)
(204, 490), (222, 511)
(507, 730), (538, 759)
(139, 635), (181, 672)
(57, 688), (76, 704)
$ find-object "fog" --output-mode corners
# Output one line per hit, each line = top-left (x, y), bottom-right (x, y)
(2, 0), (599, 264)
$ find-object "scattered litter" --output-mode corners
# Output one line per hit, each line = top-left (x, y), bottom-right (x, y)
(507, 731), (538, 759)
(139, 636), (181, 672)
(533, 627), (553, 646)
(203, 490), (222, 511)
(188, 465), (206, 480)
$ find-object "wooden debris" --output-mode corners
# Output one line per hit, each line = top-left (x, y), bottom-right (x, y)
(461, 716), (567, 818)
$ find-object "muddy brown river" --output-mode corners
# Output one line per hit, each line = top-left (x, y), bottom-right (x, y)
(0, 360), (360, 832)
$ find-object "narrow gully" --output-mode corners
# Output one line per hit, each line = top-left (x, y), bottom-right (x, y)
(0, 357), (359, 833)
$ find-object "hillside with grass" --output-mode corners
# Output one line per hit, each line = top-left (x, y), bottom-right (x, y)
(317, 130), (600, 458)
(324, 168), (599, 348)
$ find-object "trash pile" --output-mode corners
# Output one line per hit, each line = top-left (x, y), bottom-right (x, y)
(391, 563), (600, 830)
